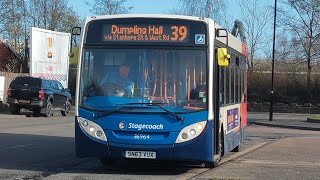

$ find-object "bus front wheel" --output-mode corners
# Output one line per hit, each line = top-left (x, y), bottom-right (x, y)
(204, 129), (224, 168)
(204, 159), (219, 168)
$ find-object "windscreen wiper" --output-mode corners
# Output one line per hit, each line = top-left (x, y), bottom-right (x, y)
(79, 105), (134, 119)
(94, 107), (134, 119)
(117, 102), (184, 121)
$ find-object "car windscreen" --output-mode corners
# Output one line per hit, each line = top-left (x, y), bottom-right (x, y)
(10, 77), (41, 88)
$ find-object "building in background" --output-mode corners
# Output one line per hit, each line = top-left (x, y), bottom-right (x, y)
(0, 37), (19, 70)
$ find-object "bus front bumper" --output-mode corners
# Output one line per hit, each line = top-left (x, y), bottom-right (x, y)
(75, 121), (214, 162)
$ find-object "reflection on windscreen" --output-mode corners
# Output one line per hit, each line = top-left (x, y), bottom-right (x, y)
(80, 48), (207, 112)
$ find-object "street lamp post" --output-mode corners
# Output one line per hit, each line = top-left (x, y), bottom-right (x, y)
(269, 0), (277, 121)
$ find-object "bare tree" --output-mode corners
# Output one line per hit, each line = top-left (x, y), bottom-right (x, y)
(239, 0), (272, 67)
(86, 0), (133, 15)
(278, 0), (320, 94)
(0, 0), (25, 52)
(27, 0), (80, 32)
(2, 58), (22, 73)
(0, 0), (80, 73)
(171, 0), (227, 26)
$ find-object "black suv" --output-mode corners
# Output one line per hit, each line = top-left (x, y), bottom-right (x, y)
(7, 76), (72, 117)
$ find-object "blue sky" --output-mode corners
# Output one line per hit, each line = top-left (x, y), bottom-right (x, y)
(68, 0), (242, 20)
(68, 0), (181, 19)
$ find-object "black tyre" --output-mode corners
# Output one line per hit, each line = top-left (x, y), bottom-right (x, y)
(32, 108), (41, 117)
(10, 105), (20, 115)
(220, 128), (225, 157)
(204, 129), (224, 168)
(204, 160), (219, 168)
(44, 101), (53, 117)
(61, 101), (71, 116)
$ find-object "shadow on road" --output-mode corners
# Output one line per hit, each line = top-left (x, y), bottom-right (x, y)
(0, 133), (192, 176)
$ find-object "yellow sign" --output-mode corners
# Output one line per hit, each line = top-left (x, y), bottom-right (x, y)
(217, 48), (230, 66)
(70, 47), (79, 65)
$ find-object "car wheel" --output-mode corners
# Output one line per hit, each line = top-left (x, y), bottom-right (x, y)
(32, 108), (41, 117)
(61, 101), (71, 116)
(10, 105), (20, 115)
(44, 101), (53, 117)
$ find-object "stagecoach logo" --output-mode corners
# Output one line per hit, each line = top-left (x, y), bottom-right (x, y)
(119, 121), (164, 131)
(119, 121), (127, 130)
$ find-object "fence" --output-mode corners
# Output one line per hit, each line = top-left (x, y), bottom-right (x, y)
(0, 71), (28, 105)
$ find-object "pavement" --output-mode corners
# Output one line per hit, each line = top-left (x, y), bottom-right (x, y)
(195, 136), (320, 180)
(248, 112), (320, 131)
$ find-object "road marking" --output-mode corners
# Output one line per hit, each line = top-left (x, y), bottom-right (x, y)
(176, 168), (210, 180)
(0, 143), (33, 151)
(239, 159), (320, 167)
(177, 142), (270, 180)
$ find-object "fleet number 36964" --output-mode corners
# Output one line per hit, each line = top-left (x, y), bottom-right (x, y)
(134, 134), (150, 139)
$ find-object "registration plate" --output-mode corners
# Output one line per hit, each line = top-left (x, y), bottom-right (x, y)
(19, 99), (30, 103)
(125, 151), (156, 159)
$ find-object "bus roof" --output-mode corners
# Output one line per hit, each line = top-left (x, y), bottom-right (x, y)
(84, 14), (207, 22)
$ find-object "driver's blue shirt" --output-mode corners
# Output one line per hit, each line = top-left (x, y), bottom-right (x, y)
(100, 72), (133, 96)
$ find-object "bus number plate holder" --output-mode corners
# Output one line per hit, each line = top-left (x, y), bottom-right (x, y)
(125, 151), (156, 159)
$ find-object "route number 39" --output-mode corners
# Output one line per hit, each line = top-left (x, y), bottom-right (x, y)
(170, 26), (187, 41)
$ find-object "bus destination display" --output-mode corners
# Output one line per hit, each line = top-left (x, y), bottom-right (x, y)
(103, 24), (189, 42)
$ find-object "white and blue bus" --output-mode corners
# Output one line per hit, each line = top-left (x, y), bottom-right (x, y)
(74, 14), (247, 167)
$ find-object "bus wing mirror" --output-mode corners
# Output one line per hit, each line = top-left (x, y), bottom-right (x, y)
(217, 48), (230, 66)
(72, 27), (81, 35)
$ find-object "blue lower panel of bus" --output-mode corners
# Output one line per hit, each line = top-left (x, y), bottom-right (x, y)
(108, 142), (173, 159)
(172, 121), (214, 161)
(241, 126), (248, 141)
(224, 129), (240, 153)
(224, 126), (247, 153)
(76, 119), (214, 162)
(75, 122), (109, 158)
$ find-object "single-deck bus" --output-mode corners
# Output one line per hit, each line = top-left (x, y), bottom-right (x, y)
(74, 14), (247, 167)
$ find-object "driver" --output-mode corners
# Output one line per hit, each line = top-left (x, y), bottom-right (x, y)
(100, 63), (134, 97)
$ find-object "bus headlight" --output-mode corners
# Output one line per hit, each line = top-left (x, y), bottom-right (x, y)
(189, 129), (196, 136)
(181, 133), (188, 139)
(196, 123), (204, 131)
(78, 117), (107, 142)
(82, 120), (88, 127)
(89, 126), (95, 132)
(175, 121), (207, 143)
(96, 130), (103, 137)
